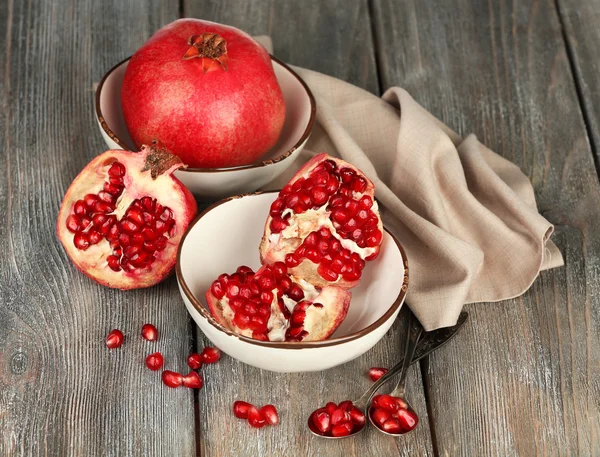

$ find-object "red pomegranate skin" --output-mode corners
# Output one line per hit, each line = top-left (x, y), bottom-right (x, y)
(121, 19), (286, 168)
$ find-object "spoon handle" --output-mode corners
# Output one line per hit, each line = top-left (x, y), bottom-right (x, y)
(354, 311), (468, 409)
(388, 311), (423, 399)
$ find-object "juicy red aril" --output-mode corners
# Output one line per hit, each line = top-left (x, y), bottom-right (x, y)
(381, 418), (402, 434)
(331, 421), (353, 437)
(162, 370), (183, 388)
(371, 408), (392, 426)
(105, 329), (124, 348)
(145, 352), (164, 370)
(260, 405), (279, 426)
(375, 394), (399, 412)
(330, 408), (350, 425)
(247, 406), (266, 428)
(368, 367), (388, 381)
(349, 407), (366, 425)
(325, 402), (337, 416)
(396, 408), (419, 432)
(233, 401), (252, 419)
(182, 371), (203, 389)
(141, 323), (158, 341)
(187, 353), (203, 370)
(201, 347), (221, 364)
(312, 410), (331, 434)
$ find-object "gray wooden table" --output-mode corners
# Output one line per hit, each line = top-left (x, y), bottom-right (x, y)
(2, 0), (599, 456)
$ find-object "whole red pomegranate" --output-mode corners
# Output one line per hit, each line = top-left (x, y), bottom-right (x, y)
(206, 264), (350, 342)
(260, 154), (384, 289)
(121, 19), (286, 168)
(56, 144), (197, 289)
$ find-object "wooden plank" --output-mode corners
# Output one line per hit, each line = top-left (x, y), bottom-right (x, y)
(185, 1), (434, 455)
(556, 0), (600, 165)
(0, 1), (199, 456)
(372, 0), (600, 455)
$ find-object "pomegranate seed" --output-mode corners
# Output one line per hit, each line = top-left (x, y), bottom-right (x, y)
(338, 400), (354, 411)
(105, 329), (124, 348)
(187, 353), (203, 370)
(270, 198), (284, 216)
(381, 418), (402, 434)
(182, 371), (204, 389)
(331, 421), (353, 437)
(317, 263), (338, 281)
(284, 253), (300, 267)
(201, 347), (221, 364)
(73, 233), (90, 250)
(270, 217), (288, 233)
(339, 167), (356, 183)
(272, 262), (287, 277)
(375, 394), (399, 412)
(162, 370), (183, 388)
(325, 402), (337, 416)
(260, 405), (279, 426)
(291, 310), (306, 326)
(366, 229), (383, 247)
(313, 410), (331, 433)
(66, 215), (81, 232)
(287, 284), (304, 301)
(352, 176), (367, 193)
(395, 397), (408, 410)
(371, 408), (392, 426)
(311, 186), (328, 205)
(349, 407), (366, 425)
(331, 407), (350, 425)
(145, 352), (164, 370)
(211, 280), (225, 299)
(368, 367), (388, 381)
(359, 195), (373, 208)
(233, 401), (252, 419)
(141, 323), (158, 341)
(247, 406), (266, 428)
(108, 161), (126, 177)
(396, 408), (419, 431)
(278, 277), (292, 292)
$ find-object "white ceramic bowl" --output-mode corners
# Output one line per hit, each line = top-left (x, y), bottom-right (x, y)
(176, 192), (409, 373)
(95, 56), (315, 199)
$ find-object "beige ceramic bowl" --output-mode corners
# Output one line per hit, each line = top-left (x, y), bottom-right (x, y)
(176, 192), (409, 373)
(95, 56), (315, 199)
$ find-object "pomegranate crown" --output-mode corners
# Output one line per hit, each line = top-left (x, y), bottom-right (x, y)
(183, 32), (228, 73)
(141, 141), (186, 179)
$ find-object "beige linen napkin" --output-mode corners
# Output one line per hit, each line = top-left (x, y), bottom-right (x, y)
(257, 37), (563, 331)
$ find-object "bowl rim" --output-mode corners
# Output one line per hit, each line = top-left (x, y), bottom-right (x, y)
(176, 191), (409, 349)
(95, 54), (316, 174)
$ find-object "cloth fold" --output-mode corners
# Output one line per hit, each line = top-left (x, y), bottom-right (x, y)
(257, 36), (563, 331)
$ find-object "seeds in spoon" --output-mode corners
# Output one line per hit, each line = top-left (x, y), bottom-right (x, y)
(309, 400), (365, 436)
(369, 395), (419, 434)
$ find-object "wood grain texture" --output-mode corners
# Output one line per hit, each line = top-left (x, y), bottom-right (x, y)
(556, 0), (600, 165)
(185, 1), (433, 455)
(372, 0), (600, 455)
(0, 1), (198, 456)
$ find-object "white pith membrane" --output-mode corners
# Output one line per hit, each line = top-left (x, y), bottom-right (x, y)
(260, 154), (384, 289)
(206, 265), (351, 342)
(56, 147), (193, 289)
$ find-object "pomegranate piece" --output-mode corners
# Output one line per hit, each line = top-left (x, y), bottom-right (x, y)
(247, 406), (267, 428)
(105, 329), (124, 349)
(381, 418), (403, 434)
(56, 145), (197, 289)
(371, 408), (392, 427)
(141, 323), (159, 341)
(375, 394), (399, 412)
(122, 19), (285, 168)
(200, 347), (221, 364)
(187, 353), (203, 370)
(368, 367), (389, 382)
(182, 371), (204, 389)
(145, 352), (164, 371)
(309, 401), (365, 437)
(233, 401), (252, 419)
(162, 370), (183, 388)
(260, 153), (384, 289)
(206, 264), (350, 342)
(260, 405), (279, 426)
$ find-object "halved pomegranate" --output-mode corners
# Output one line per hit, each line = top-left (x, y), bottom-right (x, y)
(206, 264), (350, 342)
(260, 153), (384, 289)
(56, 144), (197, 289)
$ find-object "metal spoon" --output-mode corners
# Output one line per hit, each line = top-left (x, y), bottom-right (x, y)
(308, 311), (469, 439)
(369, 311), (422, 436)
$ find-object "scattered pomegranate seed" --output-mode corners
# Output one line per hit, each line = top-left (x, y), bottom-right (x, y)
(309, 400), (365, 437)
(187, 353), (203, 370)
(233, 401), (252, 419)
(247, 405), (267, 428)
(141, 323), (158, 341)
(201, 347), (221, 364)
(368, 367), (388, 381)
(105, 329), (124, 349)
(182, 371), (204, 389)
(162, 370), (183, 388)
(260, 405), (279, 426)
(145, 352), (164, 371)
